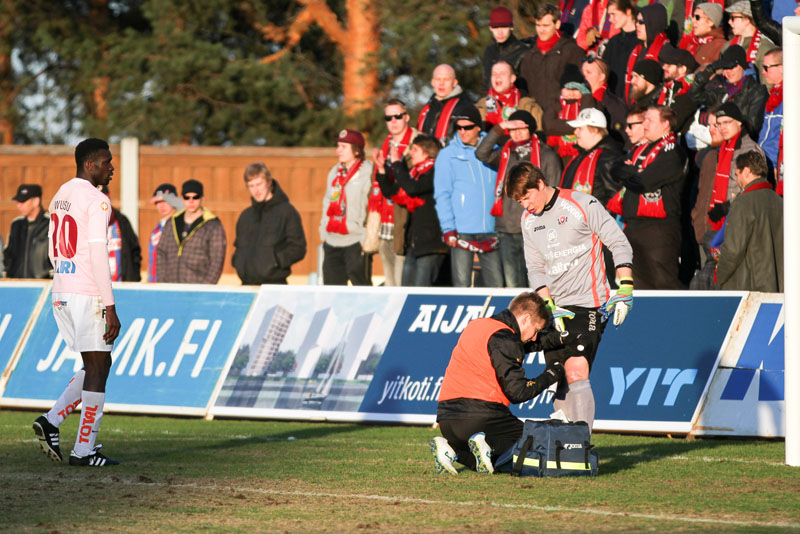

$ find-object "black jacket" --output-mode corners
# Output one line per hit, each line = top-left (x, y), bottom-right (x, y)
(437, 309), (564, 420)
(232, 180), (307, 284)
(418, 92), (471, 143)
(110, 208), (142, 282)
(560, 135), (625, 208)
(689, 71), (769, 135)
(4, 209), (51, 279)
(602, 30), (639, 97)
(619, 135), (688, 222)
(380, 160), (447, 257)
(482, 33), (531, 91)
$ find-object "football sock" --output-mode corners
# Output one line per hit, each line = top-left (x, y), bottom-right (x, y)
(46, 369), (85, 427)
(72, 390), (105, 457)
(553, 379), (595, 431)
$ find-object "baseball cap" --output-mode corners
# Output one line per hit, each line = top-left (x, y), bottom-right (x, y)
(151, 183), (183, 210)
(659, 44), (699, 71)
(567, 108), (608, 129)
(335, 129), (365, 149)
(12, 184), (42, 202)
(719, 45), (747, 70)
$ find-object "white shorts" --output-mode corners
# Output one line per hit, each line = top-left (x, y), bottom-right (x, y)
(52, 293), (113, 353)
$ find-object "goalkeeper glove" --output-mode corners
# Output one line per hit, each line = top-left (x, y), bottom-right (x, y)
(544, 297), (575, 333)
(605, 277), (633, 326)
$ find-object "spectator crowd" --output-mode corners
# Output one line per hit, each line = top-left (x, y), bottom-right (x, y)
(4, 0), (788, 291)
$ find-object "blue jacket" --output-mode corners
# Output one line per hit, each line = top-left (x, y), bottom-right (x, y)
(434, 133), (497, 235)
(758, 101), (782, 168)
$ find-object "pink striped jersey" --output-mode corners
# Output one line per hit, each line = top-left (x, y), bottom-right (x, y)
(48, 178), (114, 302)
(521, 188), (633, 308)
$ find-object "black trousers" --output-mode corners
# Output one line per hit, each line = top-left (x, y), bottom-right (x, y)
(625, 219), (682, 290)
(322, 242), (371, 286)
(438, 411), (522, 470)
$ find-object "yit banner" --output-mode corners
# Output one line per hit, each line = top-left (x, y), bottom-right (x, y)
(1, 284), (255, 415)
(0, 282), (48, 394)
(360, 291), (743, 432)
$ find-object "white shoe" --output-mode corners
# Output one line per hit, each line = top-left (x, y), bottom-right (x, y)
(430, 437), (458, 475)
(468, 432), (494, 474)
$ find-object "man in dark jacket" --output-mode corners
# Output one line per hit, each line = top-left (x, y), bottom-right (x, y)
(233, 163), (306, 285)
(4, 184), (51, 279)
(690, 45), (768, 134)
(519, 3), (585, 115)
(417, 64), (471, 145)
(481, 7), (531, 92)
(602, 0), (639, 97)
(716, 150), (782, 291)
(614, 105), (687, 289)
(431, 291), (564, 475)
(475, 109), (562, 288)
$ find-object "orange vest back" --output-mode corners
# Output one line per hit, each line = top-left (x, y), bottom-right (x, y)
(438, 317), (512, 406)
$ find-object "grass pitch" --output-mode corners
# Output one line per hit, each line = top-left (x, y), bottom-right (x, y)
(1, 409), (799, 533)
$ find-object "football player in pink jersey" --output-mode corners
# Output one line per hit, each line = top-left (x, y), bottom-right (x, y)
(33, 138), (122, 467)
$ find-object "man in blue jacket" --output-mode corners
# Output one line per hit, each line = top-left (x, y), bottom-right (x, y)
(434, 104), (503, 287)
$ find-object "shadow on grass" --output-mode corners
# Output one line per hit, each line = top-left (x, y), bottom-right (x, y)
(597, 435), (766, 475)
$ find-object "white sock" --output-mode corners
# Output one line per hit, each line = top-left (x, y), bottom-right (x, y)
(72, 390), (105, 457)
(553, 379), (595, 431)
(46, 370), (85, 427)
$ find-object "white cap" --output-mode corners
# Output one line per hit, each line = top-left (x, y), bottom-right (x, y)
(567, 108), (607, 129)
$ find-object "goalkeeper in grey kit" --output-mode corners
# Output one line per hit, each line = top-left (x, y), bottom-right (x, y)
(506, 161), (634, 431)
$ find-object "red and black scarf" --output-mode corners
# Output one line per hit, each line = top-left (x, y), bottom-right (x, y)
(391, 159), (433, 213)
(368, 128), (414, 224)
(608, 133), (676, 218)
(708, 131), (740, 230)
(563, 148), (604, 194)
(485, 86), (521, 129)
(657, 77), (691, 105)
(417, 98), (459, 142)
(326, 159), (363, 235)
(547, 97), (581, 158)
(625, 33), (669, 103)
(492, 137), (542, 217)
(731, 31), (763, 63)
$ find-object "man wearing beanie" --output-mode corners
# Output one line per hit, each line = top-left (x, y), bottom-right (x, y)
(519, 3), (585, 115)
(690, 44), (768, 133)
(476, 109), (562, 287)
(623, 3), (669, 105)
(481, 7), (531, 91)
(679, 2), (725, 68)
(722, 0), (776, 83)
(629, 59), (664, 107)
(156, 178), (227, 284)
(434, 104), (503, 288)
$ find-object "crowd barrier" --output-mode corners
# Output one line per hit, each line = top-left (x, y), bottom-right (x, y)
(0, 282), (786, 437)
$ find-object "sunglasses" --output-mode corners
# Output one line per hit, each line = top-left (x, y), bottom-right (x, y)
(763, 63), (782, 70)
(625, 121), (643, 128)
(729, 14), (746, 20)
(455, 124), (478, 131)
(384, 113), (406, 122)
(693, 14), (705, 20)
(636, 18), (645, 24)
(183, 194), (200, 200)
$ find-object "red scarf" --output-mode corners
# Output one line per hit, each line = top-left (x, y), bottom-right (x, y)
(547, 97), (581, 158)
(590, 0), (614, 41)
(391, 159), (433, 213)
(368, 128), (413, 224)
(592, 84), (607, 102)
(537, 31), (561, 55)
(417, 98), (459, 142)
(625, 33), (669, 103)
(443, 231), (500, 253)
(485, 86), (521, 129)
(563, 148), (604, 194)
(608, 133), (676, 217)
(679, 32), (714, 55)
(766, 82), (783, 112)
(657, 77), (691, 105)
(731, 31), (762, 63)
(708, 132), (740, 230)
(325, 159), (363, 235)
(492, 137), (542, 217)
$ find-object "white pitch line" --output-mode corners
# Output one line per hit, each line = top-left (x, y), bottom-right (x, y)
(1, 472), (798, 530)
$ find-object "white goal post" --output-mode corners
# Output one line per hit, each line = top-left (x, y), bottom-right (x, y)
(784, 17), (799, 467)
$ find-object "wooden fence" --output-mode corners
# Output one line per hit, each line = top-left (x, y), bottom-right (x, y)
(0, 144), (346, 279)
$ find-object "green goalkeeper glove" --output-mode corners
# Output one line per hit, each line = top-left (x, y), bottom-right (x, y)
(544, 297), (575, 333)
(605, 277), (633, 326)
